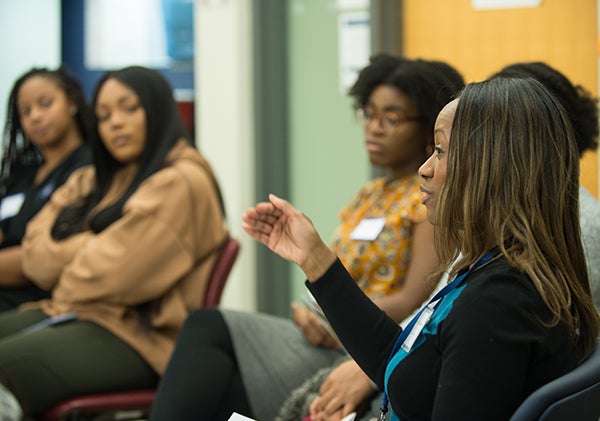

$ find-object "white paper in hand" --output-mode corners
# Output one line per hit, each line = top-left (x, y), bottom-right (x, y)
(341, 412), (357, 421)
(228, 413), (257, 421)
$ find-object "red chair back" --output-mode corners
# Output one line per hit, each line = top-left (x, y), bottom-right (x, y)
(203, 236), (240, 307)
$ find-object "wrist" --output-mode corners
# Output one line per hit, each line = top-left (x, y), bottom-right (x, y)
(302, 243), (337, 282)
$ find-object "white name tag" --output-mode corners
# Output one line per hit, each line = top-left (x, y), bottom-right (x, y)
(349, 217), (385, 241)
(401, 301), (437, 352)
(0, 193), (25, 221)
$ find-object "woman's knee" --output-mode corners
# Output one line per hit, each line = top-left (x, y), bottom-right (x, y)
(179, 308), (232, 351)
(185, 308), (224, 328)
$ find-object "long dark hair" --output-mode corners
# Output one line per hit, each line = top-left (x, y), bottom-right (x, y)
(435, 78), (599, 359)
(0, 66), (93, 198)
(51, 66), (191, 239)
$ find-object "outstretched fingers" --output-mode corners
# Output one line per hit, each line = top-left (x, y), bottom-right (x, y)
(242, 221), (269, 244)
(242, 201), (285, 246)
(243, 194), (332, 273)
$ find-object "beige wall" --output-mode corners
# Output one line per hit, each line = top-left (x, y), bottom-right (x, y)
(195, 1), (257, 311)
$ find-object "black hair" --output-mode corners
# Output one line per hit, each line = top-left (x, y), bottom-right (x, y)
(348, 53), (465, 138)
(0, 66), (93, 197)
(348, 54), (408, 107)
(51, 66), (192, 239)
(492, 62), (599, 156)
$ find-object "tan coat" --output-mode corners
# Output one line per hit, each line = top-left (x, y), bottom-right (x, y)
(21, 141), (228, 374)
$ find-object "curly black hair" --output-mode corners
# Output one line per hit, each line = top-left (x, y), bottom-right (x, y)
(348, 53), (465, 137)
(492, 62), (599, 156)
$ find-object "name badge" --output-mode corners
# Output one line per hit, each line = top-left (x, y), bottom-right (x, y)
(350, 217), (385, 241)
(0, 193), (25, 221)
(401, 300), (437, 352)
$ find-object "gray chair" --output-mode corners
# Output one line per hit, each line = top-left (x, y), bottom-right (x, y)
(510, 340), (600, 421)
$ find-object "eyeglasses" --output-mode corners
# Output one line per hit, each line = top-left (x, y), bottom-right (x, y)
(356, 107), (423, 131)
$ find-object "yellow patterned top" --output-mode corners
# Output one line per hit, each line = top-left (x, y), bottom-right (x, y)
(329, 174), (426, 298)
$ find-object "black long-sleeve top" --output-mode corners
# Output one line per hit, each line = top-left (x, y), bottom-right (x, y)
(307, 257), (577, 420)
(0, 145), (91, 248)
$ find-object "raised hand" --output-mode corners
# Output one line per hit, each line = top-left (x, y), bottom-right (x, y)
(242, 194), (336, 281)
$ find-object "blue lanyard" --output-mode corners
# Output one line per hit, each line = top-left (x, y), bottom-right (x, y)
(378, 252), (495, 421)
(20, 312), (78, 334)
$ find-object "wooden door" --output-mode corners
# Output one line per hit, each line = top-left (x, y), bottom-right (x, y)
(400, 0), (598, 195)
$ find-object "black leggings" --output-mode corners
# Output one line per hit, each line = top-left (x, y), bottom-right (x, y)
(150, 308), (253, 421)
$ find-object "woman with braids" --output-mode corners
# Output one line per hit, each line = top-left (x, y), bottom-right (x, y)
(149, 56), (464, 421)
(0, 66), (227, 419)
(0, 66), (92, 310)
(243, 77), (600, 420)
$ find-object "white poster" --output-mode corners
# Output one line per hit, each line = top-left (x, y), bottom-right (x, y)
(336, 0), (369, 10)
(338, 11), (370, 94)
(85, 0), (170, 69)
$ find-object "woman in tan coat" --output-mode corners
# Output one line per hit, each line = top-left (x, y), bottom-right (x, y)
(0, 66), (227, 419)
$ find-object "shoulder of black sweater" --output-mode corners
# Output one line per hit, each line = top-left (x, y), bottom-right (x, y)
(454, 257), (550, 320)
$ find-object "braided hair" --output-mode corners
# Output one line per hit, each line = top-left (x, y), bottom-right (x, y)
(0, 66), (93, 197)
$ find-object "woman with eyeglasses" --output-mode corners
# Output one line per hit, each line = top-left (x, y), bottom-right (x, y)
(149, 55), (464, 421)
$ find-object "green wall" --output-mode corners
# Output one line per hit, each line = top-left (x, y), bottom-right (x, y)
(288, 0), (370, 301)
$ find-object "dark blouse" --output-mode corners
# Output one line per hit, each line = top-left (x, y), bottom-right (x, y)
(0, 145), (91, 248)
(307, 257), (577, 420)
